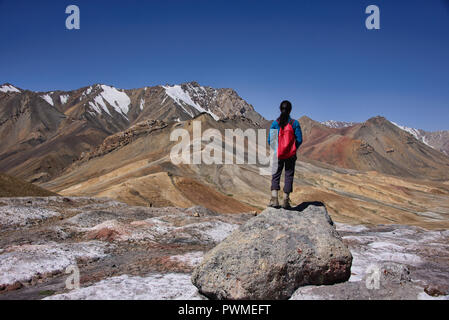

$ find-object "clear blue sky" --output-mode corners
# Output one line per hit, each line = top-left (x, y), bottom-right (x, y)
(1, 0), (448, 131)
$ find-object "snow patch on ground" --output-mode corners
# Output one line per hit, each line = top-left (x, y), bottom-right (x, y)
(140, 98), (145, 110)
(169, 251), (204, 267)
(200, 221), (238, 242)
(417, 292), (449, 300)
(45, 273), (203, 300)
(174, 220), (238, 243)
(347, 251), (368, 282)
(75, 216), (238, 244)
(142, 218), (175, 238)
(335, 223), (368, 233)
(40, 94), (54, 106)
(163, 85), (219, 120)
(338, 224), (444, 282)
(0, 84), (21, 93)
(85, 219), (174, 242)
(368, 241), (405, 251)
(0, 205), (61, 227)
(0, 241), (109, 287)
(347, 240), (422, 282)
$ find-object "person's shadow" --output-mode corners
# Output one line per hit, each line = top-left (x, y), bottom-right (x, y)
(289, 201), (325, 212)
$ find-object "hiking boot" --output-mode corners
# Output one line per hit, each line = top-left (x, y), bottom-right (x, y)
(282, 197), (291, 209)
(268, 196), (279, 208)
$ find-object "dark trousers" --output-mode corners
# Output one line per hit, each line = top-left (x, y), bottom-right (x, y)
(271, 155), (296, 194)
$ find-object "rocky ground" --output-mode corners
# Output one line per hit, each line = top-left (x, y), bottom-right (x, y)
(292, 222), (449, 299)
(0, 197), (448, 300)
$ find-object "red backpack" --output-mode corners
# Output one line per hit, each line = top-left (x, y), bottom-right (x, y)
(277, 119), (297, 160)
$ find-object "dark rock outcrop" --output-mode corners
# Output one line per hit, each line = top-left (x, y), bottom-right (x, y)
(191, 202), (352, 300)
(75, 119), (168, 164)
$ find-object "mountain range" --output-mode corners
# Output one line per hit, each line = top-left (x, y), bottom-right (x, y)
(322, 120), (449, 156)
(303, 116), (449, 180)
(1, 81), (449, 229)
(0, 82), (264, 183)
(1, 83), (449, 301)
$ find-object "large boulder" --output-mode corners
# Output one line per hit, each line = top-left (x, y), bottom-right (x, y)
(191, 202), (352, 299)
(290, 262), (426, 300)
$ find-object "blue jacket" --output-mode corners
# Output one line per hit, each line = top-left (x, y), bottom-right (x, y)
(268, 117), (303, 148)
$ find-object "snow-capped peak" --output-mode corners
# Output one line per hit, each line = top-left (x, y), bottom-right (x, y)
(40, 94), (54, 106)
(390, 121), (431, 147)
(162, 84), (219, 121)
(60, 94), (69, 105)
(99, 85), (130, 115)
(88, 85), (130, 119)
(0, 84), (21, 93)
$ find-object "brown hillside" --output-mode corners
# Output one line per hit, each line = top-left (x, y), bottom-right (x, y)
(0, 172), (57, 197)
(40, 114), (449, 229)
(0, 82), (266, 184)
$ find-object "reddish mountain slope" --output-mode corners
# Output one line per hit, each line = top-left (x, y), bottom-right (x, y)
(298, 116), (449, 180)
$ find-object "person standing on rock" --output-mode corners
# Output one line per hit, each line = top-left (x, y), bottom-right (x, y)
(268, 100), (303, 209)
